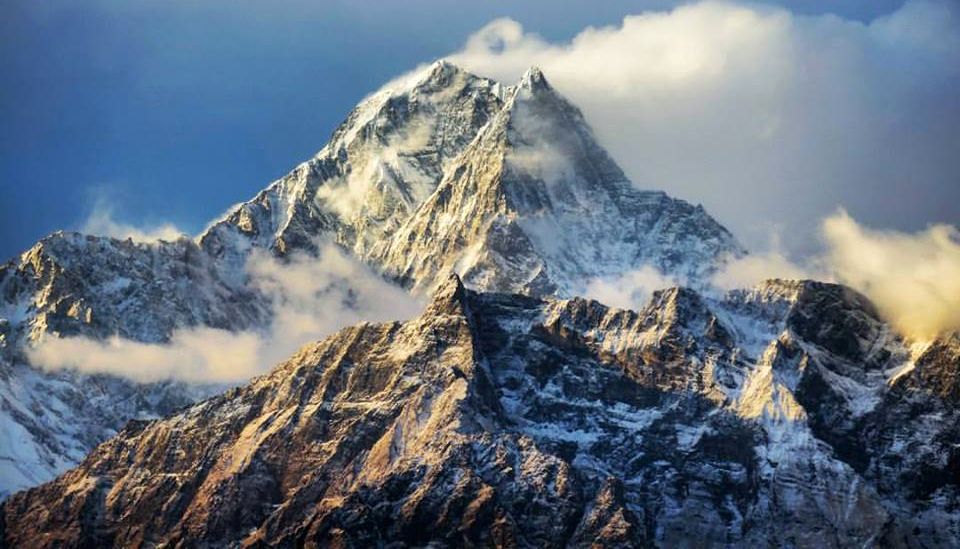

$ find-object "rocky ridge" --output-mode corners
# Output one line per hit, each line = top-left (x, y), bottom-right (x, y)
(3, 276), (959, 547)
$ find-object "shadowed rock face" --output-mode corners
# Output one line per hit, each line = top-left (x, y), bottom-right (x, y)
(4, 276), (959, 547)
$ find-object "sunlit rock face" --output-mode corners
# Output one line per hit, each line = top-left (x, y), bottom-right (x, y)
(5, 276), (959, 547)
(0, 62), (742, 498)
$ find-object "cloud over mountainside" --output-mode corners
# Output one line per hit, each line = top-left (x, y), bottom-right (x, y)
(711, 211), (960, 340)
(577, 210), (960, 341)
(449, 0), (960, 255)
(81, 199), (187, 244)
(27, 242), (423, 383)
(822, 211), (960, 340)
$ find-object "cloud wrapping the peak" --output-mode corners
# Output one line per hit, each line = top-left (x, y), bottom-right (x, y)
(449, 1), (960, 254)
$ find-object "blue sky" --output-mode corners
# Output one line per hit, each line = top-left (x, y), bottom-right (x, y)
(0, 0), (950, 260)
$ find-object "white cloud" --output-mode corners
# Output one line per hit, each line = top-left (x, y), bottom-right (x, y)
(821, 210), (960, 340)
(580, 266), (679, 310)
(28, 242), (423, 383)
(711, 228), (824, 290)
(245, 243), (423, 367)
(449, 1), (960, 255)
(28, 328), (263, 384)
(80, 199), (186, 243)
(712, 210), (960, 340)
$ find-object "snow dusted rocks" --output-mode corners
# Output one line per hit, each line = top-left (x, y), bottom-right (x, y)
(4, 276), (959, 547)
(3, 60), (957, 547)
(0, 61), (742, 498)
(0, 233), (266, 497)
(371, 66), (742, 295)
(199, 60), (508, 271)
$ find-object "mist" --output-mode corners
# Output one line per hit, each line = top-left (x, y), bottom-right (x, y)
(715, 211), (960, 340)
(28, 242), (423, 383)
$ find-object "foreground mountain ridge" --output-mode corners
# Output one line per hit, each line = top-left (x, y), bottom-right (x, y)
(0, 61), (741, 497)
(3, 276), (959, 547)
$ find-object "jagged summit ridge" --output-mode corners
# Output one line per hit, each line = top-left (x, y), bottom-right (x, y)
(199, 60), (507, 266)
(372, 62), (742, 295)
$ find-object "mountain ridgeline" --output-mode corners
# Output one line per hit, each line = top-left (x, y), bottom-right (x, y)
(3, 276), (960, 547)
(1, 62), (958, 547)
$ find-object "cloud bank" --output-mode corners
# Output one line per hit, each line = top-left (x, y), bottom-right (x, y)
(449, 0), (960, 255)
(822, 212), (960, 340)
(714, 211), (960, 340)
(28, 243), (423, 383)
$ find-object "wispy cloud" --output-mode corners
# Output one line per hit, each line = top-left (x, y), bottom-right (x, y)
(28, 242), (423, 383)
(80, 199), (186, 243)
(713, 211), (960, 340)
(580, 266), (680, 310)
(821, 211), (960, 340)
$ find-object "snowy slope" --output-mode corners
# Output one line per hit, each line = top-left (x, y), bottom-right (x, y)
(373, 67), (741, 295)
(199, 60), (508, 272)
(0, 233), (264, 497)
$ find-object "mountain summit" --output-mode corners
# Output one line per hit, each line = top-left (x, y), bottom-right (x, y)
(374, 65), (740, 295)
(201, 61), (742, 294)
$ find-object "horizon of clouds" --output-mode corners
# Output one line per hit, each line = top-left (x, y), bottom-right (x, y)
(448, 0), (960, 256)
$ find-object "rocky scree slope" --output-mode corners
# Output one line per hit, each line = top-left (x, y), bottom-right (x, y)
(4, 276), (959, 547)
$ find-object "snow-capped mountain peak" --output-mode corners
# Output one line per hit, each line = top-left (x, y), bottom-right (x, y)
(2, 61), (740, 500)
(372, 64), (742, 296)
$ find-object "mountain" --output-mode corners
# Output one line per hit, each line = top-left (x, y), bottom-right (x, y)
(0, 61), (741, 498)
(199, 60), (509, 272)
(4, 276), (958, 547)
(201, 62), (741, 294)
